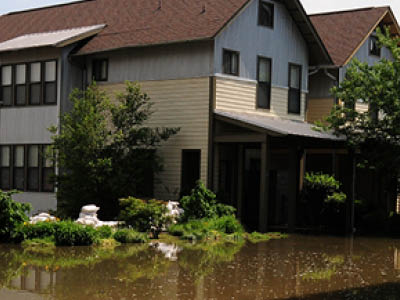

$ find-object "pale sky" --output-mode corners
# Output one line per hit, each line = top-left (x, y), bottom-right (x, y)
(0, 0), (399, 19)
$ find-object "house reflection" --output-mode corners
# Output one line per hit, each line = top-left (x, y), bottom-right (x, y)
(10, 267), (56, 294)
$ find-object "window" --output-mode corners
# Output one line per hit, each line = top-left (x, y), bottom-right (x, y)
(0, 146), (11, 190)
(1, 66), (12, 106)
(181, 150), (201, 197)
(92, 59), (108, 82)
(223, 50), (239, 76)
(42, 145), (55, 192)
(0, 60), (57, 107)
(29, 62), (42, 105)
(370, 36), (381, 57)
(257, 57), (272, 109)
(288, 64), (302, 114)
(28, 145), (39, 191)
(13, 146), (25, 190)
(44, 61), (57, 104)
(0, 144), (55, 192)
(258, 0), (274, 28)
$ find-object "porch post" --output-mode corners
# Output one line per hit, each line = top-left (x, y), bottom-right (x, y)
(237, 144), (244, 221)
(288, 145), (299, 232)
(259, 135), (270, 233)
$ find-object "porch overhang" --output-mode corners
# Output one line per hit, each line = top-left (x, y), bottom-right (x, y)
(214, 110), (345, 142)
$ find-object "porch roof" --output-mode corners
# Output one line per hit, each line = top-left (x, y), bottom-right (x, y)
(214, 110), (344, 141)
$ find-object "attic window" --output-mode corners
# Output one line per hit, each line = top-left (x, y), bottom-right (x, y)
(369, 36), (381, 57)
(223, 49), (240, 76)
(92, 59), (108, 82)
(258, 0), (274, 28)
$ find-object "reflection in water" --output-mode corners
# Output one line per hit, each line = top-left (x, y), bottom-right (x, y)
(2, 235), (400, 299)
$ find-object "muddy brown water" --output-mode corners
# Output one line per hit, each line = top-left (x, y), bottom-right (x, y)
(1, 235), (400, 300)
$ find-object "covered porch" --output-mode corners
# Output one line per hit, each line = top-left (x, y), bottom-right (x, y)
(211, 110), (346, 233)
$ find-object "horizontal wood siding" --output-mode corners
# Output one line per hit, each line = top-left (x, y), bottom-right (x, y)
(306, 98), (335, 124)
(99, 77), (210, 200)
(356, 102), (369, 114)
(215, 77), (306, 121)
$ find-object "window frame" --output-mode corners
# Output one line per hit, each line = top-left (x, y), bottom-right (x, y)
(256, 56), (272, 110)
(92, 59), (109, 82)
(0, 145), (11, 190)
(0, 60), (57, 108)
(258, 0), (274, 28)
(288, 63), (302, 115)
(222, 49), (240, 77)
(14, 64), (27, 106)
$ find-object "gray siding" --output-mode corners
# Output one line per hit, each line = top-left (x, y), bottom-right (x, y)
(214, 0), (309, 91)
(13, 193), (57, 216)
(86, 41), (214, 84)
(309, 69), (338, 99)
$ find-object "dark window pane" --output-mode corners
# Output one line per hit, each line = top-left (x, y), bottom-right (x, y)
(30, 84), (41, 105)
(15, 86), (26, 105)
(2, 86), (12, 106)
(44, 82), (56, 104)
(28, 168), (39, 191)
(0, 168), (10, 190)
(259, 1), (274, 27)
(223, 50), (239, 76)
(288, 89), (301, 114)
(93, 60), (108, 81)
(181, 150), (200, 197)
(13, 168), (24, 190)
(370, 36), (381, 56)
(257, 83), (271, 109)
(42, 168), (54, 192)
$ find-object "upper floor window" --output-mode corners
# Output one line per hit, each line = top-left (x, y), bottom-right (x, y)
(369, 36), (381, 57)
(0, 60), (57, 107)
(223, 49), (239, 76)
(288, 64), (302, 115)
(92, 59), (108, 82)
(257, 57), (272, 109)
(258, 0), (274, 28)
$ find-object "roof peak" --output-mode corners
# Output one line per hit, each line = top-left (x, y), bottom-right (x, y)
(3, 0), (95, 17)
(309, 6), (389, 17)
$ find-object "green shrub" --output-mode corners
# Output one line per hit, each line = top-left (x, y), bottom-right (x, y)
(168, 224), (185, 237)
(215, 203), (236, 217)
(54, 221), (99, 246)
(0, 190), (31, 243)
(97, 226), (113, 239)
(118, 197), (170, 238)
(22, 221), (58, 240)
(210, 215), (244, 234)
(113, 229), (148, 244)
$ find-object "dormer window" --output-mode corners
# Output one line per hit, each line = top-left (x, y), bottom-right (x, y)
(369, 36), (381, 57)
(258, 0), (274, 28)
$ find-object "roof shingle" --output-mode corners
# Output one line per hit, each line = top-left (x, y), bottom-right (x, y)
(310, 7), (389, 66)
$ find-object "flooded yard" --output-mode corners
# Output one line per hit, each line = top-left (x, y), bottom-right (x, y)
(1, 235), (400, 300)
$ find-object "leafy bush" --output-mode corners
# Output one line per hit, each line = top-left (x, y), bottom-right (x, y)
(97, 226), (113, 239)
(22, 221), (58, 240)
(113, 229), (148, 244)
(210, 216), (244, 234)
(180, 182), (236, 221)
(118, 197), (170, 238)
(54, 221), (99, 246)
(0, 190), (31, 243)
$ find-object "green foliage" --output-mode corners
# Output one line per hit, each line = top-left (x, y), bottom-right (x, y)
(118, 197), (171, 238)
(113, 229), (148, 244)
(0, 190), (31, 243)
(54, 221), (99, 246)
(97, 225), (113, 239)
(246, 232), (288, 243)
(50, 82), (179, 219)
(209, 215), (244, 234)
(22, 221), (58, 240)
(303, 172), (346, 205)
(180, 181), (236, 221)
(21, 238), (56, 255)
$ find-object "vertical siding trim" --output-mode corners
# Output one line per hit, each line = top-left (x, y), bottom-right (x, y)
(208, 76), (215, 190)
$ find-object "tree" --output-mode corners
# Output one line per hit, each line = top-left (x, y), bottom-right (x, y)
(318, 28), (400, 211)
(50, 82), (179, 219)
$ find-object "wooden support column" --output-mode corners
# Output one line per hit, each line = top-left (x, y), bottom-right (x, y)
(237, 144), (244, 221)
(259, 135), (270, 233)
(212, 143), (220, 192)
(288, 145), (299, 232)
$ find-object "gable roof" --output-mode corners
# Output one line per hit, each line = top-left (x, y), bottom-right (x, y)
(310, 6), (400, 66)
(0, 0), (331, 64)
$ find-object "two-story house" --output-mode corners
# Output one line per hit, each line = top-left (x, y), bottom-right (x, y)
(306, 6), (400, 217)
(0, 0), (349, 232)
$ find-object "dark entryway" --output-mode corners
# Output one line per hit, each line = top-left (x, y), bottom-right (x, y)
(181, 150), (200, 197)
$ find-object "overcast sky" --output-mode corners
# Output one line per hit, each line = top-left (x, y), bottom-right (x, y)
(0, 0), (399, 18)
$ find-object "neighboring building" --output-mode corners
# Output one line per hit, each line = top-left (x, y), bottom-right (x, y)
(0, 0), (395, 231)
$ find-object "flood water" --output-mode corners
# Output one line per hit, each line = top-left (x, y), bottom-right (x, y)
(1, 235), (400, 300)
